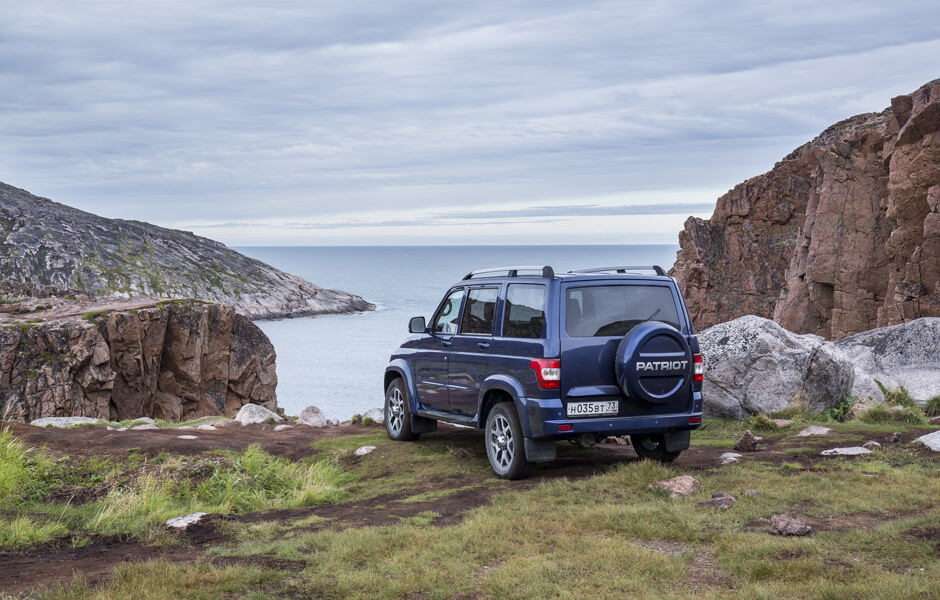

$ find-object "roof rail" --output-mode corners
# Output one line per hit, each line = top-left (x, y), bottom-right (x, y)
(569, 265), (667, 276)
(463, 265), (555, 280)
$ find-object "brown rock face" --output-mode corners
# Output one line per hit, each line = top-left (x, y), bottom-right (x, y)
(671, 79), (940, 339)
(0, 300), (277, 422)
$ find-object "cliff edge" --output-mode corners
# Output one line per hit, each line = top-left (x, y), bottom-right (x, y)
(671, 79), (940, 339)
(0, 182), (374, 319)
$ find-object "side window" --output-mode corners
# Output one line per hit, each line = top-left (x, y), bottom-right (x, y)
(503, 284), (546, 339)
(432, 289), (465, 334)
(460, 288), (499, 335)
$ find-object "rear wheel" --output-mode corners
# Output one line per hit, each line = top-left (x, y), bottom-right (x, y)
(485, 403), (531, 480)
(631, 434), (681, 463)
(385, 379), (419, 441)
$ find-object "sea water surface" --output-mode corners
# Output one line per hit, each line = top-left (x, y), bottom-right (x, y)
(236, 245), (679, 420)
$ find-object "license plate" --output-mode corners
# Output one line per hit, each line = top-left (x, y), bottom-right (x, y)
(566, 400), (619, 418)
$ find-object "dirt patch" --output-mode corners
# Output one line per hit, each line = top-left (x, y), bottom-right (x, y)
(1, 421), (374, 460)
(746, 509), (931, 534)
(902, 527), (940, 554)
(0, 536), (199, 597)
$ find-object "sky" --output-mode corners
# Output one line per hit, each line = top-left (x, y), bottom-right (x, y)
(2, 1), (939, 246)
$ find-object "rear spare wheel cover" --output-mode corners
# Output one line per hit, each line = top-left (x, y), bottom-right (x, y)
(615, 322), (692, 404)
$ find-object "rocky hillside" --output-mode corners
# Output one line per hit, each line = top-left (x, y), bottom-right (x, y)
(671, 79), (940, 339)
(0, 300), (277, 423)
(0, 182), (374, 319)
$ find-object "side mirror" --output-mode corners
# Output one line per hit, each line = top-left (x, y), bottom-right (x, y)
(409, 316), (427, 333)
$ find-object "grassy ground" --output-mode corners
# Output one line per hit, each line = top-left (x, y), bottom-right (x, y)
(1, 413), (938, 599)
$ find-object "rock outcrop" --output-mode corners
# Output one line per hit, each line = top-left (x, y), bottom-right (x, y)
(835, 317), (940, 403)
(699, 315), (940, 418)
(0, 301), (277, 423)
(0, 181), (374, 319)
(671, 79), (940, 339)
(699, 316), (854, 419)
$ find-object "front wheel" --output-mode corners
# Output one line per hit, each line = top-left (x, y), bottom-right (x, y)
(385, 379), (419, 441)
(631, 434), (681, 463)
(485, 403), (531, 480)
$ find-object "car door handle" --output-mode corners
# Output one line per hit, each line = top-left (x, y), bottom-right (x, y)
(442, 340), (453, 347)
(477, 342), (491, 349)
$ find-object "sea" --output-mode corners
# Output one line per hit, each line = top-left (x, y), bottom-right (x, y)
(235, 245), (680, 420)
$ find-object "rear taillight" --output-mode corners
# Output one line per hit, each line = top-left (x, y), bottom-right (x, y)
(693, 353), (703, 384)
(530, 359), (561, 390)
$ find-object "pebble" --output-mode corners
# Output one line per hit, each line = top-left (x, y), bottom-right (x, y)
(354, 445), (377, 456)
(166, 512), (208, 530)
(273, 424), (294, 432)
(820, 447), (872, 456)
(176, 435), (198, 440)
(720, 452), (742, 465)
(196, 424), (217, 431)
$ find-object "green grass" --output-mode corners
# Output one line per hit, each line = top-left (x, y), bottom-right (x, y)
(924, 396), (940, 417)
(858, 405), (927, 425)
(6, 421), (940, 599)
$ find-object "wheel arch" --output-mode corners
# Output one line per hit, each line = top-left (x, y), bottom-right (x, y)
(478, 375), (531, 435)
(385, 360), (418, 411)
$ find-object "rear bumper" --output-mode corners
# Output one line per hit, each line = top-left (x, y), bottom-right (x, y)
(519, 391), (703, 440)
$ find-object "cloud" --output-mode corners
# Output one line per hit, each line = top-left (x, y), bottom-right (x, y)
(0, 1), (938, 243)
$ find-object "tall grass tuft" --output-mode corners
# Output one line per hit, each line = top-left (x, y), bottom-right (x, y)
(924, 396), (940, 417)
(0, 427), (31, 502)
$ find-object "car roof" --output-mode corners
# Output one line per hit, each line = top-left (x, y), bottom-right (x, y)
(455, 265), (675, 286)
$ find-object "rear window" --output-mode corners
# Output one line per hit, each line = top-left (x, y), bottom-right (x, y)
(566, 285), (680, 337)
(503, 284), (545, 338)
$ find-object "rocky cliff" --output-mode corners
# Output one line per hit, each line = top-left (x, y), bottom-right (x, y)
(671, 79), (940, 339)
(0, 300), (277, 423)
(0, 182), (374, 319)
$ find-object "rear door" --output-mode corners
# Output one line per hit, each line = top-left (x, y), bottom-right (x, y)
(448, 286), (499, 415)
(561, 280), (688, 417)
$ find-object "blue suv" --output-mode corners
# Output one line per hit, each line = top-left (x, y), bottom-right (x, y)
(384, 265), (704, 479)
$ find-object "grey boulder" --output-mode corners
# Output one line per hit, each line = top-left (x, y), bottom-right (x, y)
(916, 431), (940, 452)
(835, 318), (940, 406)
(234, 403), (284, 425)
(699, 316), (854, 419)
(362, 408), (385, 424)
(297, 405), (327, 428)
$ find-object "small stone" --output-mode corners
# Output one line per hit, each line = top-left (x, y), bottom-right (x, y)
(177, 426), (195, 430)
(649, 475), (701, 498)
(820, 447), (872, 456)
(712, 491), (739, 500)
(847, 403), (874, 420)
(106, 426), (114, 431)
(131, 424), (159, 430)
(928, 416), (940, 426)
(273, 424), (293, 432)
(891, 431), (902, 443)
(770, 515), (811, 536)
(743, 489), (761, 496)
(117, 427), (128, 432)
(796, 425), (832, 437)
(298, 405), (327, 428)
(614, 436), (629, 446)
(697, 496), (736, 509)
(915, 430), (940, 452)
(176, 435), (198, 440)
(362, 408), (385, 424)
(196, 424), (217, 431)
(734, 430), (759, 452)
(771, 419), (794, 427)
(354, 445), (377, 456)
(720, 452), (742, 465)
(166, 512), (208, 530)
(326, 418), (339, 426)
(862, 440), (881, 450)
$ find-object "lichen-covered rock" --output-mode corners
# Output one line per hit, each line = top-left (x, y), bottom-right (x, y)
(1, 302), (278, 422)
(30, 416), (101, 428)
(362, 407), (385, 424)
(835, 318), (940, 405)
(699, 316), (854, 418)
(0, 181), (374, 319)
(649, 475), (701, 498)
(770, 515), (812, 536)
(234, 403), (283, 425)
(672, 79), (940, 339)
(297, 405), (327, 428)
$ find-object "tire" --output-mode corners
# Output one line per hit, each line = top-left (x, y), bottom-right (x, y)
(485, 403), (531, 480)
(631, 434), (681, 463)
(385, 379), (419, 441)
